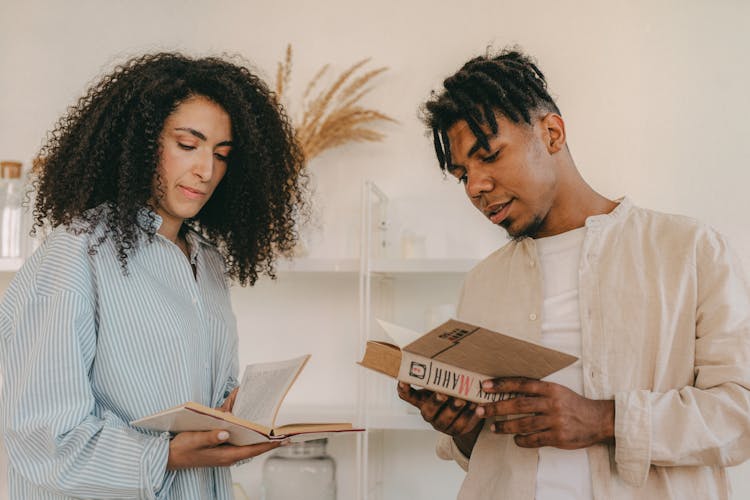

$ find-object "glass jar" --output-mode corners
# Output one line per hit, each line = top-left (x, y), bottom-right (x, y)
(261, 438), (336, 500)
(0, 161), (23, 258)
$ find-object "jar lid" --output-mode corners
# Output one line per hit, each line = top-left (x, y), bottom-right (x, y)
(0, 161), (22, 179)
(271, 438), (329, 458)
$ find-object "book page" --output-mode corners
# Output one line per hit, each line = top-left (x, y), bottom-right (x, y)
(232, 355), (310, 429)
(376, 318), (421, 348)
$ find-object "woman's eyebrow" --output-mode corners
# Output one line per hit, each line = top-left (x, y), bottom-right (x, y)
(174, 127), (232, 146)
(175, 127), (207, 140)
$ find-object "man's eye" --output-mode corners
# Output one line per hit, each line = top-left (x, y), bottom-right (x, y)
(214, 153), (229, 162)
(457, 174), (467, 185)
(178, 143), (196, 151)
(481, 151), (499, 163)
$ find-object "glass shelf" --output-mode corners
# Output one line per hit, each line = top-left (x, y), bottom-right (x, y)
(0, 257), (23, 272)
(370, 258), (478, 275)
(364, 411), (433, 430)
(273, 257), (478, 275)
(276, 258), (359, 273)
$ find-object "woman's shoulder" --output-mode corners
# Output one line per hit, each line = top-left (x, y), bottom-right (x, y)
(13, 208), (113, 298)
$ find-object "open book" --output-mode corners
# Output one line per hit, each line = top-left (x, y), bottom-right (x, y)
(131, 355), (362, 445)
(359, 319), (578, 404)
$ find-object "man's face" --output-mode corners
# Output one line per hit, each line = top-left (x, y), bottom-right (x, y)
(446, 113), (559, 239)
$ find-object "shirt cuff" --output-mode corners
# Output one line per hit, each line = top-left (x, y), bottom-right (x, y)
(139, 431), (176, 499)
(436, 433), (470, 472)
(614, 389), (652, 487)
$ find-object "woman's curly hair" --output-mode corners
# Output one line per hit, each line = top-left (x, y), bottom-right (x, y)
(34, 52), (307, 286)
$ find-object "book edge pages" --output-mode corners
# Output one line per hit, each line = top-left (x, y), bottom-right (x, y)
(269, 354), (311, 428)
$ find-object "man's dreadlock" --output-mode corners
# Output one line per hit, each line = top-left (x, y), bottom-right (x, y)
(421, 49), (560, 172)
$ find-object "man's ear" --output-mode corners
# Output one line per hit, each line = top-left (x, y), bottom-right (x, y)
(540, 113), (566, 154)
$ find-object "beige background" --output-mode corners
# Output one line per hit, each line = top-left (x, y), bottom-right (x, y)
(1, 0), (749, 498)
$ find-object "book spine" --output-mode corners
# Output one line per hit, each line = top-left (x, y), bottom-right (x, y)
(397, 351), (513, 404)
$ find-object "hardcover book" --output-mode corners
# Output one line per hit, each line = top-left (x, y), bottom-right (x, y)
(358, 319), (578, 404)
(132, 355), (362, 445)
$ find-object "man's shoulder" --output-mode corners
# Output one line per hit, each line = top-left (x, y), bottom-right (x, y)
(621, 203), (719, 243)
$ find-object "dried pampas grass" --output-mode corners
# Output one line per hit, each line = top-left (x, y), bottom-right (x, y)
(275, 44), (395, 162)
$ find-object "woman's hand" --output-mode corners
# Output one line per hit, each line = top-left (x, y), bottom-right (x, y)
(166, 430), (282, 470)
(218, 388), (239, 413)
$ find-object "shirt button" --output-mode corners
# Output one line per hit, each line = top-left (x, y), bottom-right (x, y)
(529, 313), (537, 321)
(192, 296), (198, 305)
(529, 260), (535, 267)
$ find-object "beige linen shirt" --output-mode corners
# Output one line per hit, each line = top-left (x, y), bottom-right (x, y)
(437, 198), (750, 500)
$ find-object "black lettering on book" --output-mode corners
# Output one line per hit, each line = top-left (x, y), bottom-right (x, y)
(432, 367), (443, 386)
(442, 369), (451, 388)
(409, 361), (427, 380)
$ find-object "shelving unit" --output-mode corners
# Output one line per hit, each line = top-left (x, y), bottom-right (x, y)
(355, 180), (474, 500)
(0, 258), (23, 273)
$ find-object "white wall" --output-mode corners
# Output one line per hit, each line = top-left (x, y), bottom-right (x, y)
(1, 0), (750, 498)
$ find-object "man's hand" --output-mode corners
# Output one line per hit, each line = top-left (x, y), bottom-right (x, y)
(397, 382), (484, 457)
(477, 377), (614, 449)
(166, 430), (282, 470)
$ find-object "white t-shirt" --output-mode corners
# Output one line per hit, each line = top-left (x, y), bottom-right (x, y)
(534, 227), (593, 500)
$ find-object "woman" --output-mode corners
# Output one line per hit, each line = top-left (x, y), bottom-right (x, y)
(0, 53), (306, 499)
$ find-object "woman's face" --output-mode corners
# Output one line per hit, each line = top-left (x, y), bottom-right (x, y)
(154, 95), (232, 232)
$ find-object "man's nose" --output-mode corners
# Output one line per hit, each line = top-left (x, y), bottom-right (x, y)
(466, 170), (492, 198)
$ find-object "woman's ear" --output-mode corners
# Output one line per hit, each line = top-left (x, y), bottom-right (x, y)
(540, 113), (566, 154)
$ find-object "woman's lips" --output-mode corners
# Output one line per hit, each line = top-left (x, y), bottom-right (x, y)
(178, 185), (206, 200)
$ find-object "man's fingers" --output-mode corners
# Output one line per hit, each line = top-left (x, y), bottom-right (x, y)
(396, 383), (479, 434)
(490, 415), (551, 436)
(444, 402), (482, 435)
(481, 377), (548, 395)
(479, 396), (548, 418)
(513, 430), (558, 448)
(397, 382), (434, 408)
(420, 392), (449, 423)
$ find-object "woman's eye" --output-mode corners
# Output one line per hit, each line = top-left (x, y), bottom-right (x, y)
(214, 153), (229, 162)
(178, 143), (196, 151)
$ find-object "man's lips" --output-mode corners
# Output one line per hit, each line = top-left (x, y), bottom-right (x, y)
(485, 200), (512, 224)
(178, 185), (207, 200)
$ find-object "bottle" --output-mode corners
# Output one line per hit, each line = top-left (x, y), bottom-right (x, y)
(261, 438), (336, 500)
(0, 161), (24, 258)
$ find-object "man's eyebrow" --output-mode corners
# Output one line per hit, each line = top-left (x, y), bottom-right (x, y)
(466, 132), (498, 158)
(175, 127), (233, 147)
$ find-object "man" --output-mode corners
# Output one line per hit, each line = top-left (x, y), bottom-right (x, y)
(398, 49), (750, 499)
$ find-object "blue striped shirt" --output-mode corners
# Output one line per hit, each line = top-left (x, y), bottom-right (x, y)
(0, 208), (239, 499)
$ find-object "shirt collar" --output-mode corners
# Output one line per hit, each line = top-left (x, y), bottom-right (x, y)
(583, 196), (632, 229)
(136, 206), (214, 264)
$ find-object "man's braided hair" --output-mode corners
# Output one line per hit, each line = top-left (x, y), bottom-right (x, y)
(421, 49), (561, 172)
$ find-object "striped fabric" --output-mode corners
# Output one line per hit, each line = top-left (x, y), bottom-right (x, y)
(0, 208), (239, 499)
